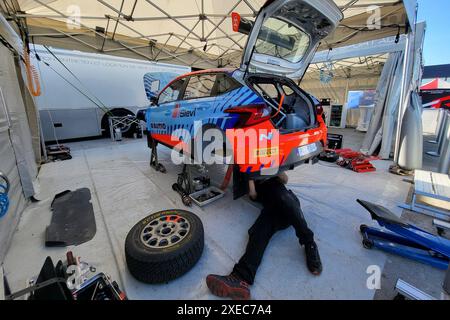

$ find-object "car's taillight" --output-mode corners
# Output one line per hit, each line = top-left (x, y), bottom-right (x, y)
(225, 104), (272, 127)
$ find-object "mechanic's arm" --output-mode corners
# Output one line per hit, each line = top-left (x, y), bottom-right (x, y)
(248, 180), (258, 201)
(278, 172), (289, 185)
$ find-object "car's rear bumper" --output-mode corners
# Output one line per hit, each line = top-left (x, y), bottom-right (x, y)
(235, 121), (327, 176)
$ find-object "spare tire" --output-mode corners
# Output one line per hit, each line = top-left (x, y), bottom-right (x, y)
(318, 150), (339, 163)
(125, 209), (204, 284)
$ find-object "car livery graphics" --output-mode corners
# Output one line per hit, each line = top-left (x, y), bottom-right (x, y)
(142, 0), (342, 175)
(144, 72), (181, 101)
(146, 84), (265, 139)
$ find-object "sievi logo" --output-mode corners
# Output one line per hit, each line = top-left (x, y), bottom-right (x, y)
(180, 109), (196, 118)
(172, 105), (196, 118)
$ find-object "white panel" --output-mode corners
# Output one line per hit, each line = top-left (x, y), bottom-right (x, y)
(0, 46), (31, 264)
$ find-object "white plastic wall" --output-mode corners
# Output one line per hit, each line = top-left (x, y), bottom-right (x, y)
(0, 45), (36, 264)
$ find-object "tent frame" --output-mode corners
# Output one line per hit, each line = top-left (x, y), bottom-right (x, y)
(1, 0), (416, 69)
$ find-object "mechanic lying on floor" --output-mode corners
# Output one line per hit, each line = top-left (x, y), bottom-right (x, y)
(206, 172), (322, 300)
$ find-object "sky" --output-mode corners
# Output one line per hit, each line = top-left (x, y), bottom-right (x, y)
(418, 0), (450, 66)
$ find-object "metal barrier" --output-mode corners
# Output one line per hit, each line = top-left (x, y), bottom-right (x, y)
(438, 111), (450, 174)
(108, 116), (142, 142)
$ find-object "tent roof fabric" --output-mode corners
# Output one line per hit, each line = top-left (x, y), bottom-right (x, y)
(421, 78), (450, 90)
(1, 0), (411, 69)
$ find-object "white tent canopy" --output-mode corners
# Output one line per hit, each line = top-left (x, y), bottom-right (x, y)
(1, 0), (415, 69)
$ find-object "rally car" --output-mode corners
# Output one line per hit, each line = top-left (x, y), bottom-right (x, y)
(143, 0), (343, 175)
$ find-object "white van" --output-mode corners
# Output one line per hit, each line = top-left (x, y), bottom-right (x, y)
(31, 45), (190, 142)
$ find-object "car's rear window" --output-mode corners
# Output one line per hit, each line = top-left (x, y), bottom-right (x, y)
(183, 74), (216, 100)
(214, 74), (242, 95)
(255, 17), (310, 64)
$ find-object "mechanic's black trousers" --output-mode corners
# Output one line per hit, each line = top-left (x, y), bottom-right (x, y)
(232, 180), (314, 285)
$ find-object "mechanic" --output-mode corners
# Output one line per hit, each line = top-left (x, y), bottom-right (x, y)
(206, 172), (322, 300)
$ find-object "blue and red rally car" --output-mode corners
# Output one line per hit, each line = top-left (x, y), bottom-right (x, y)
(143, 0), (343, 175)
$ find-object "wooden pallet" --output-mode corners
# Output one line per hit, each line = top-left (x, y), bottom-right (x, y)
(400, 170), (450, 221)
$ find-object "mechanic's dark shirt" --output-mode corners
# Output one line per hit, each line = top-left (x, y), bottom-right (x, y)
(254, 176), (288, 207)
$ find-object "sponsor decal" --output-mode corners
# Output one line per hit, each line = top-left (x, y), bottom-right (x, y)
(172, 104), (196, 118)
(254, 147), (279, 158)
(180, 109), (196, 118)
(151, 123), (167, 130)
(260, 132), (274, 141)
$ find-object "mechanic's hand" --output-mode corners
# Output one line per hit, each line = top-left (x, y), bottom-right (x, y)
(248, 180), (258, 201)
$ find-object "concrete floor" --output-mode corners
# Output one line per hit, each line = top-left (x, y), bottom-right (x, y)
(3, 134), (413, 300)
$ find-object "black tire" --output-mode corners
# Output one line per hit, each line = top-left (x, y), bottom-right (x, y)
(125, 210), (204, 284)
(318, 151), (339, 163)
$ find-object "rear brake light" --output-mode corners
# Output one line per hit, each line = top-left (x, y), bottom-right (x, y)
(225, 104), (271, 127)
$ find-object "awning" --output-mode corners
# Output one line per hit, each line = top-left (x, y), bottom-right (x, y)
(421, 78), (450, 90)
(1, 0), (414, 69)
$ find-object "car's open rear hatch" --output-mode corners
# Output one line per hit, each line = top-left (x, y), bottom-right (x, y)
(239, 0), (343, 80)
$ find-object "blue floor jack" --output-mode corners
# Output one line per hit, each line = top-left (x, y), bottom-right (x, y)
(358, 200), (450, 271)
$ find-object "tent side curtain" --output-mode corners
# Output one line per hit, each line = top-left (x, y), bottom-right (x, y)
(361, 51), (404, 159)
(300, 77), (380, 105)
(0, 17), (38, 198)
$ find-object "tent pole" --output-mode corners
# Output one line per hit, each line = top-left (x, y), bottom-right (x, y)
(393, 32), (411, 164)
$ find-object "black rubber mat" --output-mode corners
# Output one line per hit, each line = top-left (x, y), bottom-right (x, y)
(45, 188), (96, 247)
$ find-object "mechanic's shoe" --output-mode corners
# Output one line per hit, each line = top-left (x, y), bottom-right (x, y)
(206, 274), (251, 300)
(305, 242), (323, 275)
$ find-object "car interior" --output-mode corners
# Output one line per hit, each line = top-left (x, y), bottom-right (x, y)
(246, 75), (315, 133)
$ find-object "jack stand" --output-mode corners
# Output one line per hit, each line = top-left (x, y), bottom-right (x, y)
(172, 164), (192, 207)
(149, 140), (166, 173)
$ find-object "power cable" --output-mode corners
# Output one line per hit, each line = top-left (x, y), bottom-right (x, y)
(32, 40), (63, 150)
(30, 42), (115, 153)
(40, 45), (113, 116)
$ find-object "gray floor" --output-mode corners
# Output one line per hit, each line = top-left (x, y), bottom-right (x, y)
(3, 133), (414, 300)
